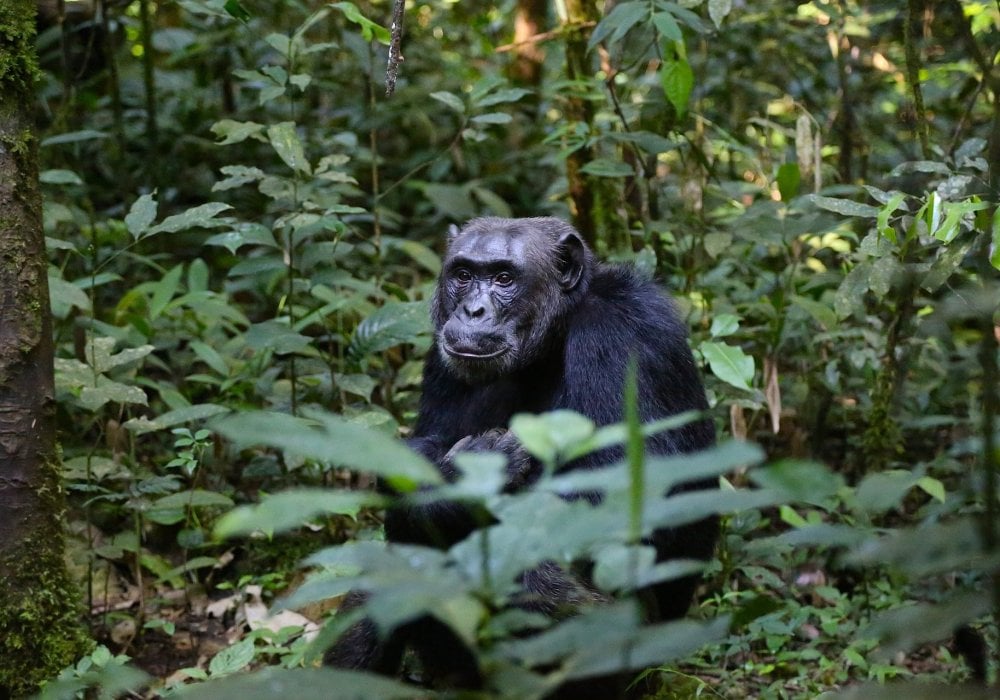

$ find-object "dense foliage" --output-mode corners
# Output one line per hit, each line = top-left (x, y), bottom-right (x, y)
(25, 0), (1000, 697)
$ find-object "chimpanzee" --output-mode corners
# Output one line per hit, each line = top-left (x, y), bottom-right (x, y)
(325, 217), (717, 695)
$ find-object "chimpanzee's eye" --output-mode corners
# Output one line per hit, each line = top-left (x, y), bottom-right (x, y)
(494, 271), (514, 286)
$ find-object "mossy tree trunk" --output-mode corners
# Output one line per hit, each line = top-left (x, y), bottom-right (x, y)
(561, 0), (598, 247)
(0, 2), (90, 695)
(561, 0), (629, 254)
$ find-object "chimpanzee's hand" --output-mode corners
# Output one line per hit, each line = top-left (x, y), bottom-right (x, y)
(442, 429), (537, 491)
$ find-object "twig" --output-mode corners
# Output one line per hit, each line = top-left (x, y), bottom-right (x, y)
(496, 21), (595, 53)
(385, 0), (405, 97)
(903, 0), (930, 157)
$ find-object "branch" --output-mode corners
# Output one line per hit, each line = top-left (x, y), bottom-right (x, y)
(385, 0), (405, 97)
(496, 22), (595, 53)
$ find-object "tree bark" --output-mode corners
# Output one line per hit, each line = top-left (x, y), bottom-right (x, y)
(562, 0), (598, 247)
(561, 0), (629, 253)
(509, 0), (547, 86)
(0, 2), (89, 695)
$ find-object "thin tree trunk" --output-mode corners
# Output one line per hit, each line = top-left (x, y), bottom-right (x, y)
(561, 0), (628, 253)
(138, 0), (159, 181)
(562, 0), (598, 247)
(0, 2), (89, 695)
(509, 0), (547, 85)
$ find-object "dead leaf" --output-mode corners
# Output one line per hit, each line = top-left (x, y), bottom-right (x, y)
(764, 357), (781, 434)
(730, 403), (747, 440)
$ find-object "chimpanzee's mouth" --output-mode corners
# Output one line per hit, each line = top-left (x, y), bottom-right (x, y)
(442, 343), (509, 360)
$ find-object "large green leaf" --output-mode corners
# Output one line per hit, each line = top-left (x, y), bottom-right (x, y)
(146, 202), (233, 237)
(175, 667), (425, 699)
(267, 122), (311, 174)
(588, 2), (648, 50)
(124, 404), (231, 435)
(348, 301), (431, 359)
(810, 194), (880, 218)
(213, 409), (440, 488)
(330, 2), (390, 44)
(661, 57), (694, 119)
(214, 489), (380, 538)
(700, 341), (754, 391)
(495, 602), (728, 679)
(125, 192), (158, 238)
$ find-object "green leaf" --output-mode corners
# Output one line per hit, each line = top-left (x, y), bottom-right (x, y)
(430, 91), (465, 113)
(211, 119), (266, 145)
(40, 169), (83, 185)
(264, 34), (291, 59)
(146, 202), (233, 237)
(289, 73), (312, 91)
(470, 112), (513, 125)
(579, 159), (634, 178)
(223, 0), (251, 22)
(190, 341), (229, 376)
(150, 264), (183, 319)
(855, 470), (916, 514)
(922, 239), (972, 292)
(933, 199), (989, 243)
(709, 313), (739, 338)
(652, 12), (682, 42)
(48, 274), (92, 318)
(750, 460), (843, 502)
(700, 341), (754, 391)
(475, 88), (531, 107)
(205, 223), (278, 254)
(85, 338), (155, 373)
(176, 667), (427, 699)
(216, 490), (378, 538)
(916, 476), (946, 503)
(334, 372), (378, 401)
(776, 162), (800, 202)
(267, 122), (311, 175)
(510, 411), (596, 467)
(209, 638), (255, 677)
(382, 237), (442, 274)
(589, 2), (648, 50)
(660, 57), (694, 119)
(245, 320), (314, 356)
(791, 295), (837, 330)
(703, 232), (731, 258)
(124, 404), (231, 435)
(40, 129), (108, 147)
(213, 165), (266, 191)
(846, 518), (989, 578)
(876, 191), (907, 243)
(810, 194), (880, 218)
(422, 183), (476, 218)
(348, 301), (430, 358)
(330, 2), (390, 44)
(862, 591), (991, 662)
(152, 490), (235, 511)
(708, 0), (732, 28)
(258, 84), (286, 105)
(833, 261), (872, 319)
(125, 193), (158, 238)
(498, 603), (729, 678)
(79, 379), (148, 411)
(888, 160), (952, 177)
(213, 409), (441, 488)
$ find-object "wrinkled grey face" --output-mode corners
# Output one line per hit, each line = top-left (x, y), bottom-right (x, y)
(433, 218), (587, 384)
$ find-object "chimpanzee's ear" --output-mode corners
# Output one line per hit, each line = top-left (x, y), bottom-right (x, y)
(446, 224), (461, 243)
(556, 229), (586, 291)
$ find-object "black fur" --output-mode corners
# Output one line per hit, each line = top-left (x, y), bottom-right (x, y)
(325, 217), (717, 695)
